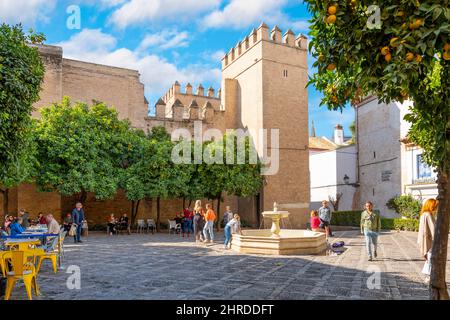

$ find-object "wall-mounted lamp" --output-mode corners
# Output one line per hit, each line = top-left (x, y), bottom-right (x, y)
(344, 174), (360, 188)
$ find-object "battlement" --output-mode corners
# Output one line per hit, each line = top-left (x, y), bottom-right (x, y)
(150, 97), (222, 123)
(221, 22), (308, 69)
(162, 81), (221, 102)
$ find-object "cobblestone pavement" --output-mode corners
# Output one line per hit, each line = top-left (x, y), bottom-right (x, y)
(7, 230), (450, 300)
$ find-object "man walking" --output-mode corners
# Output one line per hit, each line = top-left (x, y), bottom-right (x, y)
(360, 201), (381, 261)
(71, 202), (85, 243)
(318, 200), (333, 237)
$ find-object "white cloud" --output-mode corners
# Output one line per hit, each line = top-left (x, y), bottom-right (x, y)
(202, 0), (309, 33)
(138, 29), (189, 51)
(56, 29), (221, 98)
(109, 0), (221, 29)
(211, 50), (226, 62)
(0, 0), (56, 24)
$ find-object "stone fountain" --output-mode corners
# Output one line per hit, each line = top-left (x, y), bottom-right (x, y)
(231, 202), (327, 255)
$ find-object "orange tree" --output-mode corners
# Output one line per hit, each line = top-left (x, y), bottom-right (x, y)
(305, 0), (449, 299)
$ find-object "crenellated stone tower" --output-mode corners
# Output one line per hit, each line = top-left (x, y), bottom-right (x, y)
(220, 23), (310, 228)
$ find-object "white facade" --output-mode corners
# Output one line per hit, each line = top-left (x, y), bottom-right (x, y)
(310, 145), (357, 211)
(356, 97), (438, 217)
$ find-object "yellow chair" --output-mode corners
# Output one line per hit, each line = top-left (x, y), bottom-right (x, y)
(3, 250), (40, 300)
(35, 236), (59, 274)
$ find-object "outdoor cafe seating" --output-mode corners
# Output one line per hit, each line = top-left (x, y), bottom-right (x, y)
(0, 225), (66, 300)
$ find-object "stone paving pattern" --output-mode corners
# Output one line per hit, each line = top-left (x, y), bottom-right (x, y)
(8, 230), (450, 300)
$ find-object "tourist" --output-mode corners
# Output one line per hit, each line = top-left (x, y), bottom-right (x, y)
(203, 203), (216, 244)
(417, 198), (438, 281)
(182, 207), (193, 238)
(10, 217), (25, 236)
(107, 214), (117, 236)
(318, 200), (333, 237)
(36, 212), (47, 225)
(18, 209), (30, 229)
(63, 213), (73, 232)
(71, 202), (86, 243)
(46, 214), (61, 235)
(224, 214), (242, 249)
(310, 210), (321, 232)
(360, 201), (381, 261)
(119, 213), (129, 233)
(3, 215), (13, 235)
(223, 206), (234, 227)
(193, 200), (205, 243)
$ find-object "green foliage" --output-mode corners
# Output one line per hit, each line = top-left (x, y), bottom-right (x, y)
(331, 210), (419, 231)
(331, 210), (365, 226)
(34, 97), (134, 200)
(381, 218), (420, 231)
(386, 194), (421, 219)
(0, 24), (45, 187)
(305, 0), (449, 171)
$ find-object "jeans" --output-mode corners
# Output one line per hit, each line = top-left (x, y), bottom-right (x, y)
(364, 229), (378, 258)
(224, 225), (232, 247)
(183, 219), (192, 234)
(203, 221), (214, 241)
(74, 223), (82, 242)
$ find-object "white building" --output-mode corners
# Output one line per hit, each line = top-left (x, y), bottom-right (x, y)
(309, 124), (357, 211)
(355, 96), (438, 217)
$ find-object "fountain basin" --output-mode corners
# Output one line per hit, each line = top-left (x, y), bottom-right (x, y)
(231, 229), (327, 255)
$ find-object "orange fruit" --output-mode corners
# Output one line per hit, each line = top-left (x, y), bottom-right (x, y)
(415, 54), (422, 62)
(331, 95), (338, 103)
(328, 5), (337, 15)
(326, 15), (337, 24)
(415, 19), (422, 27)
(443, 51), (450, 61)
(318, 54), (325, 62)
(327, 63), (336, 71)
(350, 0), (358, 6)
(381, 46), (390, 55)
(390, 37), (400, 47)
(385, 53), (392, 62)
(406, 52), (414, 61)
(444, 43), (450, 51)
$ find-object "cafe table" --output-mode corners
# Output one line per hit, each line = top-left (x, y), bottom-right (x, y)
(4, 238), (41, 251)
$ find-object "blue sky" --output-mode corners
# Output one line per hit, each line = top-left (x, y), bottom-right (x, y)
(0, 0), (354, 139)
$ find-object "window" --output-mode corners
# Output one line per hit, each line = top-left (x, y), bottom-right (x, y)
(283, 69), (288, 78)
(416, 154), (432, 180)
(373, 151), (376, 159)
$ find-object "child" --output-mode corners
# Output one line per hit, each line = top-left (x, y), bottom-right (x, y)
(224, 214), (242, 249)
(203, 204), (216, 243)
(310, 210), (321, 232)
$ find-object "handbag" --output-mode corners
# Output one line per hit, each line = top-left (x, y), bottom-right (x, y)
(69, 223), (77, 237)
(422, 252), (432, 276)
(82, 221), (88, 229)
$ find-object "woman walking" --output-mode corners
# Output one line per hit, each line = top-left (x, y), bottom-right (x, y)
(193, 200), (205, 243)
(203, 204), (216, 244)
(224, 214), (242, 249)
(417, 198), (438, 283)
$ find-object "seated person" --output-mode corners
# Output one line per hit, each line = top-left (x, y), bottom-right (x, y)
(107, 214), (118, 235)
(46, 214), (61, 235)
(3, 215), (13, 235)
(119, 214), (129, 228)
(63, 213), (73, 232)
(10, 217), (25, 236)
(174, 213), (184, 225)
(310, 210), (323, 232)
(39, 212), (47, 225)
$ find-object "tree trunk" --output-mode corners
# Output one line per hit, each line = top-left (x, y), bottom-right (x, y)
(188, 199), (192, 207)
(156, 197), (161, 232)
(216, 193), (222, 232)
(1, 188), (9, 217)
(182, 197), (186, 210)
(130, 200), (141, 226)
(430, 169), (450, 300)
(79, 189), (88, 204)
